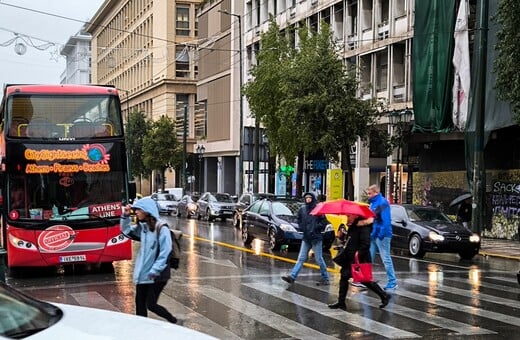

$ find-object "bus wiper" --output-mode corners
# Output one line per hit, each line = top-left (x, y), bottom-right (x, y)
(54, 213), (118, 225)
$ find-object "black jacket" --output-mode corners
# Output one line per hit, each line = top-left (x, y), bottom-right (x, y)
(298, 192), (327, 242)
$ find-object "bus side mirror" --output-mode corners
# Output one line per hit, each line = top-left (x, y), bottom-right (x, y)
(128, 182), (136, 203)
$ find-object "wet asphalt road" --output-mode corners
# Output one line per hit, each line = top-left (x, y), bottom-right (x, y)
(6, 215), (520, 339)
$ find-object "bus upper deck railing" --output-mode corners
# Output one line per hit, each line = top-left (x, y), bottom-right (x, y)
(14, 122), (114, 138)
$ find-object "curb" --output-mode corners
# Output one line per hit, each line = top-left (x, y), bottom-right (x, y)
(479, 251), (520, 261)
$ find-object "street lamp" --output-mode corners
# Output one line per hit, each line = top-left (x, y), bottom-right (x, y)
(388, 108), (413, 204)
(219, 9), (244, 196)
(196, 144), (205, 193)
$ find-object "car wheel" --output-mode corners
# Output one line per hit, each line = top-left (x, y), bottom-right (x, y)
(459, 250), (478, 260)
(242, 224), (253, 244)
(408, 234), (425, 258)
(206, 209), (214, 222)
(268, 228), (281, 251)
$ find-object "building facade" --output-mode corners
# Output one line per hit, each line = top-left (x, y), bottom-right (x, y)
(86, 0), (202, 195)
(60, 26), (92, 84)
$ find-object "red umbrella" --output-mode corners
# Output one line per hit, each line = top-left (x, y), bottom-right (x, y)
(310, 199), (375, 219)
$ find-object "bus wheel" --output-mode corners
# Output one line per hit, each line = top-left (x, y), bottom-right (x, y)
(99, 262), (114, 273)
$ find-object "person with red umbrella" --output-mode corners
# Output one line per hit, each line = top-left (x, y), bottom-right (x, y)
(327, 213), (390, 310)
(282, 192), (330, 286)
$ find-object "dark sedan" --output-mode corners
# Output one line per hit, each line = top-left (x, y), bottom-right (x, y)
(390, 204), (481, 260)
(233, 192), (276, 228)
(241, 198), (304, 250)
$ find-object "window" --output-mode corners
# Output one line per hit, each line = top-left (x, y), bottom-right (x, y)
(176, 6), (190, 36)
(176, 45), (190, 78)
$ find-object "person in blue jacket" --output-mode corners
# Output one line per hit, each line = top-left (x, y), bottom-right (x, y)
(121, 197), (177, 323)
(367, 184), (398, 290)
(282, 192), (330, 286)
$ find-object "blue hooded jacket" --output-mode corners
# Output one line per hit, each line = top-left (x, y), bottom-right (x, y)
(120, 197), (172, 284)
(368, 192), (392, 240)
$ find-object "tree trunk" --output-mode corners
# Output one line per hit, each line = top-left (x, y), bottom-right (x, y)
(296, 150), (304, 198)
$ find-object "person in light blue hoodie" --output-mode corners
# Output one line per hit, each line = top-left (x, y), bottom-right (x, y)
(121, 197), (177, 323)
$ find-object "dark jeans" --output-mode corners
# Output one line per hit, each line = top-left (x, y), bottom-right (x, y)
(135, 281), (176, 323)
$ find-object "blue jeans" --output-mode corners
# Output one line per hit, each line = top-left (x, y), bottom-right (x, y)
(370, 237), (397, 287)
(290, 239), (329, 281)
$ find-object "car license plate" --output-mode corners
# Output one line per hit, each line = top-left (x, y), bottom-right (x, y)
(59, 255), (86, 263)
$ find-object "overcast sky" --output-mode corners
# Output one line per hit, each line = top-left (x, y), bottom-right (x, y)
(0, 0), (104, 86)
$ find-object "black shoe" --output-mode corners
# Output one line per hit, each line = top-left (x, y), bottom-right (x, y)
(169, 316), (178, 324)
(379, 294), (391, 308)
(316, 279), (330, 286)
(328, 302), (346, 310)
(282, 275), (295, 284)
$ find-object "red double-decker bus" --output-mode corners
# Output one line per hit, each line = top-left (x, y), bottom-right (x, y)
(0, 84), (135, 272)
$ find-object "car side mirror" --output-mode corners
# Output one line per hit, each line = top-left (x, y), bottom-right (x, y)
(393, 219), (407, 227)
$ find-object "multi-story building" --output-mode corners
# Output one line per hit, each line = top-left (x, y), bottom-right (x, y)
(86, 0), (202, 195)
(197, 0), (414, 199)
(60, 25), (92, 84)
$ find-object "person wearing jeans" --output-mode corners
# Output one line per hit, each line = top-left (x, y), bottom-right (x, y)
(282, 192), (330, 285)
(367, 184), (398, 290)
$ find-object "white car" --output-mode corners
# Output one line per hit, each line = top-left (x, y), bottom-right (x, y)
(0, 283), (216, 339)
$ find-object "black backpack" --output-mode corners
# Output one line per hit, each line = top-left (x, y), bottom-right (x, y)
(157, 224), (182, 270)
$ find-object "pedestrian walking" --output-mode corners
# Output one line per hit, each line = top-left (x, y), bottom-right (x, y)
(328, 217), (390, 310)
(282, 192), (330, 286)
(456, 198), (472, 228)
(367, 184), (398, 290)
(121, 197), (178, 323)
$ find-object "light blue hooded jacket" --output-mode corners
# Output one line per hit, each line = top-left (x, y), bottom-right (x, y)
(120, 197), (172, 284)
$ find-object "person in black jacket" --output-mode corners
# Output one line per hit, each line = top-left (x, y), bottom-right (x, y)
(282, 192), (330, 286)
(328, 216), (390, 310)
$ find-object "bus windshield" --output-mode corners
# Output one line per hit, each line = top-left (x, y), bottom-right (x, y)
(7, 142), (126, 222)
(7, 95), (123, 139)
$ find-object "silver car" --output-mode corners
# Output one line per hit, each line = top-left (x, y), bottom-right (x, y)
(197, 192), (235, 222)
(150, 192), (179, 215)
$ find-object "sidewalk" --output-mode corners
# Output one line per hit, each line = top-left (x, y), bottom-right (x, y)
(480, 237), (520, 260)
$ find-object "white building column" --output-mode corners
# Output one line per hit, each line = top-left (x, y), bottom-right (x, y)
(354, 136), (370, 201)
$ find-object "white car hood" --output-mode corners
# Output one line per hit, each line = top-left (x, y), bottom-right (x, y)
(27, 303), (216, 340)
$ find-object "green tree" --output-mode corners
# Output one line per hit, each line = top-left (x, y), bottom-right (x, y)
(495, 0), (520, 122)
(142, 115), (181, 191)
(126, 110), (151, 179)
(244, 18), (387, 198)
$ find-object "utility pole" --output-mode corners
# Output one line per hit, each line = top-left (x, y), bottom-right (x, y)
(471, 0), (489, 235)
(182, 105), (188, 191)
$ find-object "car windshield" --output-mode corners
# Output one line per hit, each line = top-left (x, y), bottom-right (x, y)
(214, 194), (233, 203)
(0, 283), (62, 337)
(407, 208), (452, 223)
(157, 193), (174, 201)
(272, 201), (300, 216)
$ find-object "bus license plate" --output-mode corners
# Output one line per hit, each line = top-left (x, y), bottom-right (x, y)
(60, 255), (86, 263)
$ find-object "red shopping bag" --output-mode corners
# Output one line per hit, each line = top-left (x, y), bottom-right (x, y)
(351, 251), (373, 283)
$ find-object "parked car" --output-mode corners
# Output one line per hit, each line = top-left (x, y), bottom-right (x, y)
(390, 204), (481, 259)
(233, 192), (276, 228)
(0, 282), (215, 339)
(177, 194), (200, 218)
(197, 192), (235, 222)
(149, 192), (179, 215)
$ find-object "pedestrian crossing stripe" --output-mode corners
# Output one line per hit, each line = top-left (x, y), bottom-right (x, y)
(243, 282), (419, 339)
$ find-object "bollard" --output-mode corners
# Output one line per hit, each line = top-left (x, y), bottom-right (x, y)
(0, 248), (6, 282)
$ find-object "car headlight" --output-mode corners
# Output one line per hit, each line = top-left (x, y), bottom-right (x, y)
(323, 224), (334, 233)
(428, 231), (445, 242)
(279, 223), (297, 232)
(469, 233), (480, 243)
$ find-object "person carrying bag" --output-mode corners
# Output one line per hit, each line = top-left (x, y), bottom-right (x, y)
(328, 217), (390, 310)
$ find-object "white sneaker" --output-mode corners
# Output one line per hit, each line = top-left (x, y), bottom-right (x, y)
(350, 282), (365, 288)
